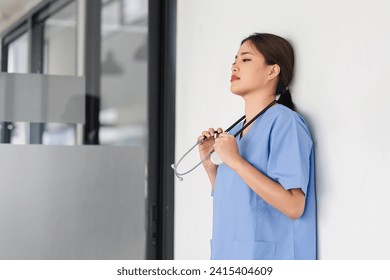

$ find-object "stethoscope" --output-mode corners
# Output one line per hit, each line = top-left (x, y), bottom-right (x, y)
(172, 100), (277, 181)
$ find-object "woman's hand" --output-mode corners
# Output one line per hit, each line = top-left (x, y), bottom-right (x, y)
(213, 132), (242, 168)
(198, 128), (223, 170)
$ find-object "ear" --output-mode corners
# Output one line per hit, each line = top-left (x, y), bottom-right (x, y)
(268, 64), (281, 80)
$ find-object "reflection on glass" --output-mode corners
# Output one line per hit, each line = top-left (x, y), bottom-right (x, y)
(100, 0), (148, 260)
(43, 2), (77, 76)
(6, 33), (29, 144)
(100, 0), (148, 146)
(42, 1), (77, 145)
(7, 34), (29, 74)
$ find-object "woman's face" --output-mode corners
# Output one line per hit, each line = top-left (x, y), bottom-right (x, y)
(230, 40), (274, 96)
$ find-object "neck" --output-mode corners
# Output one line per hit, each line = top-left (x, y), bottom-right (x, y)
(243, 93), (276, 121)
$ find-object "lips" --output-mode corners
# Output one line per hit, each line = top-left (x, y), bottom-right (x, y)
(230, 75), (240, 82)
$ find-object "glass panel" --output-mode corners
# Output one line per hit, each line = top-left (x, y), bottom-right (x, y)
(100, 0), (148, 260)
(0, 73), (85, 123)
(6, 33), (29, 144)
(42, 1), (77, 145)
(100, 0), (148, 146)
(0, 145), (146, 259)
(7, 34), (29, 74)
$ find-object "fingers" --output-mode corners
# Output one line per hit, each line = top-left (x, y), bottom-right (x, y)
(197, 129), (211, 142)
(216, 131), (228, 139)
(214, 132), (232, 144)
(198, 128), (224, 142)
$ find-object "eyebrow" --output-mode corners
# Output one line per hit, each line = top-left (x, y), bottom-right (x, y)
(235, 52), (255, 58)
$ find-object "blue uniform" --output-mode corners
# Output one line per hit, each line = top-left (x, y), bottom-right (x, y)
(211, 104), (316, 260)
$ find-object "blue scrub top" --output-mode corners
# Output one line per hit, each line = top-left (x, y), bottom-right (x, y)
(211, 104), (316, 260)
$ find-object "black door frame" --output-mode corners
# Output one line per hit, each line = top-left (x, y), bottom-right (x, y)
(148, 0), (176, 260)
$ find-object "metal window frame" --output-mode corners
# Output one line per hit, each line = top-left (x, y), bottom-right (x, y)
(0, 0), (176, 260)
(1, 20), (28, 142)
(147, 0), (176, 260)
(0, 33), (11, 142)
(28, 14), (45, 144)
(0, 0), (75, 143)
(83, 0), (101, 145)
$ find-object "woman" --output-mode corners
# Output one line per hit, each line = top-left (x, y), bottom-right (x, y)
(198, 33), (316, 260)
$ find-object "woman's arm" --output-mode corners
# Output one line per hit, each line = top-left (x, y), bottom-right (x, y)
(198, 128), (223, 190)
(204, 164), (218, 188)
(214, 132), (305, 220)
(231, 157), (305, 220)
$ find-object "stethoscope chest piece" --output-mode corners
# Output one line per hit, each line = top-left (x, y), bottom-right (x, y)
(210, 151), (223, 165)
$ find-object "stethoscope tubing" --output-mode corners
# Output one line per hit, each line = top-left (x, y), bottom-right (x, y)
(171, 137), (213, 181)
(172, 100), (277, 181)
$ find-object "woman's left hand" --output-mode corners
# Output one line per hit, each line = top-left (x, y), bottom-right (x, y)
(213, 132), (242, 168)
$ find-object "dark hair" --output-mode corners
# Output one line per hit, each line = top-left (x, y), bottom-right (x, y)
(241, 33), (296, 111)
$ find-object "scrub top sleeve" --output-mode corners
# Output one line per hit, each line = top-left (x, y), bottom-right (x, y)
(266, 114), (313, 195)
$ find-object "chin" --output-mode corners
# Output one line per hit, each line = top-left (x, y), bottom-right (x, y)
(230, 87), (245, 97)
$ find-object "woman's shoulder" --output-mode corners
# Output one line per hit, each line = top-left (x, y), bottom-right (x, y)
(270, 104), (312, 138)
(271, 104), (308, 126)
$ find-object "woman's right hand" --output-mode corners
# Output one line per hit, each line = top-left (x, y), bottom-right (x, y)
(198, 128), (223, 170)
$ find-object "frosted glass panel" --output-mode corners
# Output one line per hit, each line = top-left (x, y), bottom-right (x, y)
(0, 72), (85, 123)
(100, 0), (148, 146)
(0, 145), (145, 259)
(5, 33), (29, 143)
(42, 0), (78, 144)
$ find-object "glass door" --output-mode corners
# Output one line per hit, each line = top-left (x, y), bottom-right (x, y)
(6, 33), (29, 144)
(42, 1), (77, 145)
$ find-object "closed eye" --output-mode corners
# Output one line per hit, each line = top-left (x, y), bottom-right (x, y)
(232, 58), (251, 65)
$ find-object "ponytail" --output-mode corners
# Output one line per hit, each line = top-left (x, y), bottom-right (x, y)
(276, 80), (295, 111)
(241, 33), (296, 111)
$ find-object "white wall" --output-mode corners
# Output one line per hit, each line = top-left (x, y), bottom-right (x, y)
(175, 0), (390, 259)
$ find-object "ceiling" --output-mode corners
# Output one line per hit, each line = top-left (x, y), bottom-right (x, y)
(0, 0), (31, 21)
(0, 0), (42, 34)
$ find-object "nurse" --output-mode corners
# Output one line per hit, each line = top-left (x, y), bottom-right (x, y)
(198, 33), (316, 260)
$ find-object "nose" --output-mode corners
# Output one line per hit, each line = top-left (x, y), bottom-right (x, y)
(231, 64), (237, 72)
